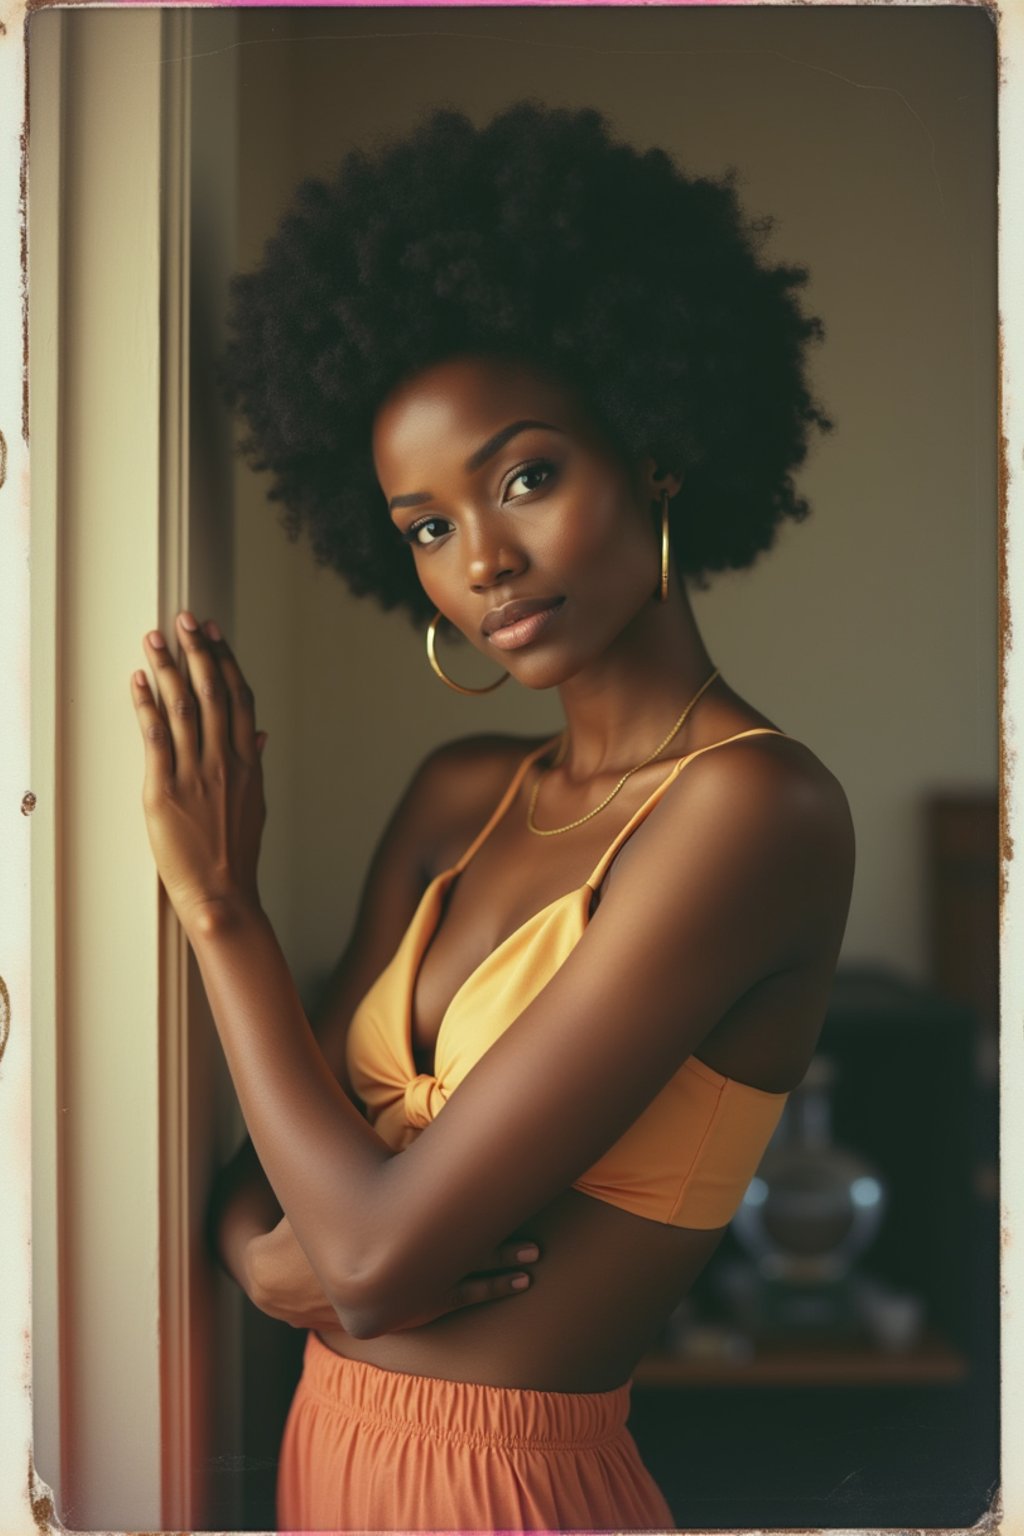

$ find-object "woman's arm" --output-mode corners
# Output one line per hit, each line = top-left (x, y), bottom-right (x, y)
(136, 619), (854, 1338)
(205, 730), (515, 1293)
(204, 736), (433, 1286)
(207, 1134), (282, 1291)
(189, 759), (852, 1338)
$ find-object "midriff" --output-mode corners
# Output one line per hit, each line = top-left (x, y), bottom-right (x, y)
(314, 1185), (729, 1392)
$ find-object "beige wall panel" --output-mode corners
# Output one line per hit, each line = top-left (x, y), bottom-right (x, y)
(42, 10), (167, 1529)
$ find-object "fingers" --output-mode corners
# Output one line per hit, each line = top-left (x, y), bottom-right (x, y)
(447, 1270), (532, 1312)
(131, 669), (175, 804)
(201, 619), (259, 765)
(499, 1239), (540, 1266)
(473, 1238), (539, 1271)
(444, 1238), (540, 1314)
(173, 612), (231, 764)
(143, 627), (200, 775)
(137, 614), (260, 772)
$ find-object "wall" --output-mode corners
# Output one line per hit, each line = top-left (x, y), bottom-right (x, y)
(30, 13), (246, 1527)
(234, 6), (998, 993)
(29, 11), (170, 1528)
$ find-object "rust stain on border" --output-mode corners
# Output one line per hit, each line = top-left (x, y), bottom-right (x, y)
(27, 1449), (59, 1535)
(0, 974), (9, 1066)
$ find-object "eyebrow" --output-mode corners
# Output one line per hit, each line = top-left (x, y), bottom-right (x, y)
(387, 420), (563, 512)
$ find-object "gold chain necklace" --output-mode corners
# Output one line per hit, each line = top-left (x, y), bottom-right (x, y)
(526, 667), (721, 836)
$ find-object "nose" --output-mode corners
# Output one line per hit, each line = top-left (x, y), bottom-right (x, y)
(466, 520), (528, 592)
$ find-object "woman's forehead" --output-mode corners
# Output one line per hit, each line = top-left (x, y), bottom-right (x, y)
(371, 355), (596, 477)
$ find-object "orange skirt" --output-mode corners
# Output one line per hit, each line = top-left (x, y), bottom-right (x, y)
(276, 1329), (675, 1533)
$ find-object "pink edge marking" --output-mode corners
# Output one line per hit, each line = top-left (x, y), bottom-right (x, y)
(106, 0), (737, 7)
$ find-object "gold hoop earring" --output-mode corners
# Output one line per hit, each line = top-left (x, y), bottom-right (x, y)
(426, 611), (510, 696)
(659, 489), (671, 603)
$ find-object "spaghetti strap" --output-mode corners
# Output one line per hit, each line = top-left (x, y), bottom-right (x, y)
(451, 735), (562, 874)
(585, 727), (791, 891)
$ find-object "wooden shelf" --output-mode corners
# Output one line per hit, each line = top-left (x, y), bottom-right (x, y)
(631, 1330), (970, 1388)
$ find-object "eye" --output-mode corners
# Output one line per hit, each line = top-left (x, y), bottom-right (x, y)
(401, 517), (452, 549)
(505, 460), (557, 500)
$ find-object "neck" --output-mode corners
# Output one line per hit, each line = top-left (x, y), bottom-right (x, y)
(553, 584), (720, 781)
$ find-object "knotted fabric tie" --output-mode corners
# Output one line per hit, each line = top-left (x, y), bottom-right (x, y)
(403, 1072), (448, 1129)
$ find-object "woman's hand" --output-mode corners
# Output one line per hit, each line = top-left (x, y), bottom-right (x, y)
(245, 1214), (541, 1333)
(244, 1216), (345, 1331)
(131, 613), (268, 934)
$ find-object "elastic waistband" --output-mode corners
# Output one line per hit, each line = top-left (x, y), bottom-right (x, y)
(302, 1331), (632, 1452)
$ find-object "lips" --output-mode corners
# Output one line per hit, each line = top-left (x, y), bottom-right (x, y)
(481, 596), (565, 637)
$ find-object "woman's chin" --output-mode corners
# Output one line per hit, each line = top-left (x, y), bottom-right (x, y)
(502, 651), (586, 692)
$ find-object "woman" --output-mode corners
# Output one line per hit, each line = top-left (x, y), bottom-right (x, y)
(132, 101), (855, 1531)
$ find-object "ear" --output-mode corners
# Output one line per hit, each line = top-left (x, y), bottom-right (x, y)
(635, 454), (683, 506)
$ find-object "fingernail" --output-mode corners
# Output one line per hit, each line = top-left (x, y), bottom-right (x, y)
(148, 630), (165, 648)
(204, 619), (222, 641)
(516, 1245), (540, 1262)
(511, 1275), (531, 1290)
(179, 611), (198, 631)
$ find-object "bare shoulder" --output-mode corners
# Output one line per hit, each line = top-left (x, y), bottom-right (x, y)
(666, 726), (855, 920)
(604, 725), (855, 957)
(709, 727), (851, 818)
(405, 730), (556, 877)
(764, 731), (854, 866)
(685, 726), (853, 852)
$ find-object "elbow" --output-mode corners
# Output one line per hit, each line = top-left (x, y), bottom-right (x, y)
(329, 1285), (388, 1340)
(332, 1304), (388, 1341)
(323, 1234), (432, 1333)
(325, 1253), (398, 1340)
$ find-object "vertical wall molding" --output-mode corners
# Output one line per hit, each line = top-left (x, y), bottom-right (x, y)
(157, 10), (195, 1528)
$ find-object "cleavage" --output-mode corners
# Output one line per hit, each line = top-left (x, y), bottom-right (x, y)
(409, 839), (600, 1077)
(406, 748), (681, 1076)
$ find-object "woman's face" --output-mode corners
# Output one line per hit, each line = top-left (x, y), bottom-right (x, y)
(372, 353), (673, 691)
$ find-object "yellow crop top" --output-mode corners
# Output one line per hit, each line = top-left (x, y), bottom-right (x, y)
(346, 729), (793, 1230)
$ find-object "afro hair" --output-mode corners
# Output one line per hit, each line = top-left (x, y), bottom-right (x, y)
(220, 97), (834, 627)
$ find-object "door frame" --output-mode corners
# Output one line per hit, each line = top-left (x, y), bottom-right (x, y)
(26, 9), (242, 1530)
